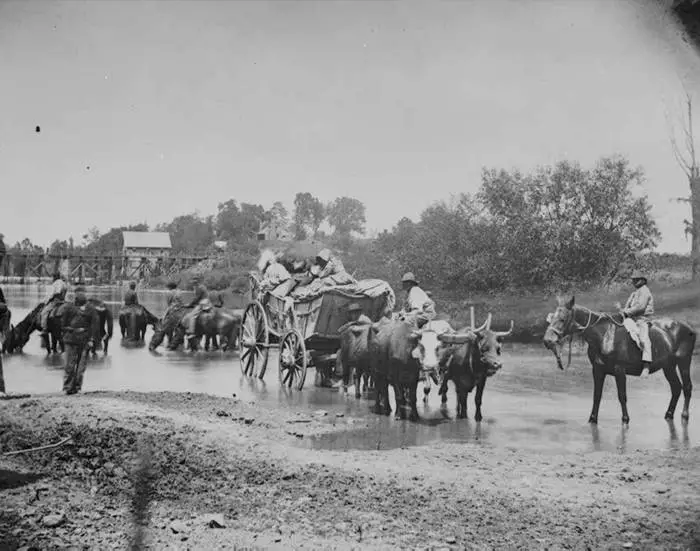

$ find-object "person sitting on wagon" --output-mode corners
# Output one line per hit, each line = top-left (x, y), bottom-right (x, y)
(397, 272), (436, 329)
(311, 249), (355, 286)
(258, 250), (293, 297)
(345, 302), (372, 327)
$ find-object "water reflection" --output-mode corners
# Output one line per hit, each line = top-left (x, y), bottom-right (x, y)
(1, 284), (698, 456)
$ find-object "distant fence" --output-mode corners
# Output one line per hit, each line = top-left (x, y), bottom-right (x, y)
(0, 253), (211, 285)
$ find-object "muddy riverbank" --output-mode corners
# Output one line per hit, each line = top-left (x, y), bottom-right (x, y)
(1, 390), (699, 550)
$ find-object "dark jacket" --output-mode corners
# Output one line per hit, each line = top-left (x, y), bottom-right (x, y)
(188, 284), (208, 308)
(61, 302), (99, 345)
(124, 289), (139, 306)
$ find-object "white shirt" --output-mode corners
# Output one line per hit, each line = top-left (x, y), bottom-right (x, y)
(406, 286), (431, 312)
(45, 279), (67, 302)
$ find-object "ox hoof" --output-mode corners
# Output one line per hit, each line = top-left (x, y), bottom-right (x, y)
(665, 412), (674, 421)
(682, 412), (690, 421)
(474, 413), (483, 422)
(622, 418), (630, 426)
(588, 416), (598, 425)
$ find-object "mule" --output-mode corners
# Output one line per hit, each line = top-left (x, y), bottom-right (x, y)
(543, 295), (696, 425)
(119, 305), (159, 342)
(169, 307), (242, 352)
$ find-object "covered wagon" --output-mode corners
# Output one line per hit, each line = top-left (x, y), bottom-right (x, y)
(239, 274), (395, 390)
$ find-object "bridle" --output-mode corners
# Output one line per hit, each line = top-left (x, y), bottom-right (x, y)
(548, 305), (624, 368)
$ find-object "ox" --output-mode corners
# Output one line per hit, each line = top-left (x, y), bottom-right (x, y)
(369, 318), (424, 421)
(337, 321), (373, 398)
(429, 314), (514, 420)
(543, 295), (696, 425)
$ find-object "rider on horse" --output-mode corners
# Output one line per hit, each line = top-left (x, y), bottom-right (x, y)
(41, 272), (68, 338)
(123, 281), (140, 307)
(617, 271), (654, 378)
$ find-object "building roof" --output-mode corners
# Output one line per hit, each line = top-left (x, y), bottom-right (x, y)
(122, 231), (172, 249)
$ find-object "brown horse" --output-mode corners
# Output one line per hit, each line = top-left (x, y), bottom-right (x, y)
(543, 295), (696, 425)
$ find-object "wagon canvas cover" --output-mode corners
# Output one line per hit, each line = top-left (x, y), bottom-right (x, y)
(265, 279), (395, 341)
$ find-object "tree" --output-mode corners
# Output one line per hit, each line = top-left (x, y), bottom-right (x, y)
(668, 91), (700, 279)
(215, 200), (266, 242)
(293, 192), (325, 239)
(326, 196), (366, 237)
(157, 213), (214, 253)
(267, 201), (289, 229)
(82, 223), (149, 254)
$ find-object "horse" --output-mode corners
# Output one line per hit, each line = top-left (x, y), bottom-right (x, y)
(5, 299), (113, 357)
(169, 306), (242, 352)
(119, 305), (159, 343)
(149, 305), (193, 352)
(543, 295), (696, 425)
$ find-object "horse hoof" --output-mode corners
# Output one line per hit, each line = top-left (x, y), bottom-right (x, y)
(475, 414), (483, 422)
(622, 418), (630, 425)
(681, 412), (690, 421)
(665, 412), (674, 421)
(588, 417), (598, 424)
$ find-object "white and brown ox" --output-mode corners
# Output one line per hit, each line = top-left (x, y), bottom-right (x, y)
(412, 314), (514, 420)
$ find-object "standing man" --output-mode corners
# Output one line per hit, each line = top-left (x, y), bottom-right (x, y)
(41, 272), (68, 338)
(61, 287), (99, 395)
(184, 276), (209, 345)
(618, 271), (655, 378)
(398, 272), (436, 329)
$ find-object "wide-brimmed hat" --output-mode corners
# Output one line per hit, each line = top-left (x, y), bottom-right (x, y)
(631, 271), (648, 282)
(401, 272), (418, 284)
(347, 303), (363, 313)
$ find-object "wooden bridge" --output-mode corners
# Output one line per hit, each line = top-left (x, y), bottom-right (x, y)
(0, 252), (211, 285)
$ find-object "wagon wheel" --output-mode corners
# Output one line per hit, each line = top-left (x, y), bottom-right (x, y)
(279, 329), (307, 391)
(239, 301), (269, 379)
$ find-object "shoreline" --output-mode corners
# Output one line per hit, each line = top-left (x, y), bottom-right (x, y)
(1, 389), (698, 549)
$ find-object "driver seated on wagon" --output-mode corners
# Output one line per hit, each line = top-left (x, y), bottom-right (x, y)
(396, 271), (436, 329)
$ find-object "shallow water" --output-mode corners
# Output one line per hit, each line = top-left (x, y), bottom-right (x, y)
(1, 284), (697, 456)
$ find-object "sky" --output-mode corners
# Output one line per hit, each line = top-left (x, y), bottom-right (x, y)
(1, 0), (700, 252)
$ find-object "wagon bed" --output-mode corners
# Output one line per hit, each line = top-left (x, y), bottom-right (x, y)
(239, 275), (395, 390)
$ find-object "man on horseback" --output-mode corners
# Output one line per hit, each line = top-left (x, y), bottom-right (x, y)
(41, 272), (68, 338)
(124, 281), (140, 307)
(184, 276), (209, 347)
(617, 271), (654, 378)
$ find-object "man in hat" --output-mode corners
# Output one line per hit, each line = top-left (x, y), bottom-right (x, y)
(617, 271), (655, 378)
(60, 286), (99, 395)
(346, 302), (372, 327)
(399, 272), (436, 329)
(41, 272), (68, 337)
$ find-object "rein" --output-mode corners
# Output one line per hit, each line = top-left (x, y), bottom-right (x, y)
(555, 306), (624, 368)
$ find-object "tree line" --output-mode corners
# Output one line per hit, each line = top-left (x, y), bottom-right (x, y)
(6, 154), (672, 292)
(6, 194), (369, 256)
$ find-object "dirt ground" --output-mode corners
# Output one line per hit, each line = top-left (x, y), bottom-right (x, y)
(1, 390), (699, 550)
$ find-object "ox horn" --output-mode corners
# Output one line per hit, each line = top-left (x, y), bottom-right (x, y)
(493, 320), (515, 338)
(437, 331), (474, 345)
(473, 313), (492, 333)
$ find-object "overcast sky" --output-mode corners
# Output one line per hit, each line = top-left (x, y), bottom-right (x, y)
(1, 0), (699, 252)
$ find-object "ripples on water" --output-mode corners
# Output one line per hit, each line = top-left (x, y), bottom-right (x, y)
(1, 284), (697, 455)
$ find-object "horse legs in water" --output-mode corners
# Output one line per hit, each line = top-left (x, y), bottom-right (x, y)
(614, 367), (630, 425)
(588, 366), (606, 424)
(663, 362), (683, 420)
(679, 357), (693, 421)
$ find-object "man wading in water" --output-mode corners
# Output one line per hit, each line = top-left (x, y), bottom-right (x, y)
(61, 287), (99, 395)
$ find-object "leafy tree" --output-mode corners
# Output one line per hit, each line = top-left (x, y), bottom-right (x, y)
(293, 192), (325, 239)
(157, 213), (214, 253)
(215, 200), (266, 242)
(326, 196), (366, 237)
(266, 201), (289, 229)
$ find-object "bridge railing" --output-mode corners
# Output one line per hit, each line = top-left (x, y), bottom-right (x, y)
(0, 253), (211, 285)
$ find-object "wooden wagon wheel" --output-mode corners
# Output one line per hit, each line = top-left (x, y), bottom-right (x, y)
(279, 329), (307, 391)
(239, 301), (270, 379)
